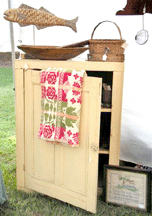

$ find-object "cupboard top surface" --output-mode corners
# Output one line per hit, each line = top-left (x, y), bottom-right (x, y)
(15, 59), (124, 72)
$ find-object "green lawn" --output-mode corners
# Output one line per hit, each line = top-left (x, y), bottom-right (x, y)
(0, 68), (151, 216)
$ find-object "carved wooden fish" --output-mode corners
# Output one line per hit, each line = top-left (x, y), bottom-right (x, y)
(4, 4), (78, 32)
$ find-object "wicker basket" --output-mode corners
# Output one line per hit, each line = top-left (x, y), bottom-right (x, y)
(88, 21), (126, 62)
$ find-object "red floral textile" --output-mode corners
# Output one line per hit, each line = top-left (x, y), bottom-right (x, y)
(37, 67), (85, 147)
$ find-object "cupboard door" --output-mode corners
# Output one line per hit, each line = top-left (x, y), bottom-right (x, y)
(24, 70), (102, 213)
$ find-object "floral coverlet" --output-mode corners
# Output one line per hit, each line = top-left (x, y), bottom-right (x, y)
(37, 67), (86, 147)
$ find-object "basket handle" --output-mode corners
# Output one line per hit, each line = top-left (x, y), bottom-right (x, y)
(91, 20), (122, 40)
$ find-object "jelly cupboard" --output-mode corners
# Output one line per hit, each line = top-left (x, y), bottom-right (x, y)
(15, 59), (124, 213)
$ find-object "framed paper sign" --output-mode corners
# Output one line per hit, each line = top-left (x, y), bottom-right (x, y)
(103, 165), (151, 212)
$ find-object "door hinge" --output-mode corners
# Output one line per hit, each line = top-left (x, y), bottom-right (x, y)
(23, 164), (25, 171)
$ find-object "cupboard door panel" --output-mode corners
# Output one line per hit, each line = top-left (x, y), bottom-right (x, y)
(25, 70), (102, 213)
(33, 83), (55, 182)
(25, 72), (55, 185)
(58, 83), (90, 194)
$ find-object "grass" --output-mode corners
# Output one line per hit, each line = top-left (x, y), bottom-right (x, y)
(0, 67), (152, 215)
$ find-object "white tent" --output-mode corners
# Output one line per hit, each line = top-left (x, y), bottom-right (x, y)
(1, 0), (152, 167)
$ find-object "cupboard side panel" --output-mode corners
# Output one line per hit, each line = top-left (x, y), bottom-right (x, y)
(109, 71), (124, 165)
(15, 68), (25, 189)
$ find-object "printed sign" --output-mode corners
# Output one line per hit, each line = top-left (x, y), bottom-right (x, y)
(104, 165), (151, 212)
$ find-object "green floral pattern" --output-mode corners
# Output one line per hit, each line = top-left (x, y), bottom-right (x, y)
(37, 68), (85, 147)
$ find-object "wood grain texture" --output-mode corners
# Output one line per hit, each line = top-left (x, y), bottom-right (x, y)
(15, 68), (25, 189)
(15, 59), (124, 72)
(15, 60), (124, 213)
(22, 69), (102, 213)
(109, 71), (124, 165)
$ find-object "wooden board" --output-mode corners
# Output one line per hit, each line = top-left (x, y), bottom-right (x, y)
(22, 69), (102, 213)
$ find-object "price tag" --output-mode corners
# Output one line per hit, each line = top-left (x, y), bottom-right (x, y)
(102, 54), (107, 61)
(121, 43), (128, 49)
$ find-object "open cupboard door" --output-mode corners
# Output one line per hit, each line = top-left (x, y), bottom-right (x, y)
(24, 69), (102, 213)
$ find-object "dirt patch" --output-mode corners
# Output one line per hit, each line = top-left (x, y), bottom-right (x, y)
(0, 60), (12, 68)
(0, 52), (20, 68)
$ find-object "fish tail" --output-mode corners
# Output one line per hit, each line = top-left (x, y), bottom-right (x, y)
(66, 16), (78, 32)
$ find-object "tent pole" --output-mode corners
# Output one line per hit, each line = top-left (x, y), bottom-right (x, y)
(8, 0), (15, 91)
(33, 26), (35, 45)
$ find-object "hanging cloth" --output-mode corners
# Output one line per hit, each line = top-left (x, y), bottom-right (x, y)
(37, 67), (86, 147)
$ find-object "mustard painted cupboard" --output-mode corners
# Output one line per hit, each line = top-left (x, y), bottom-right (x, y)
(15, 59), (124, 213)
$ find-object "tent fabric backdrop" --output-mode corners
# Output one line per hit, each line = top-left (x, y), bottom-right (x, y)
(121, 108), (152, 166)
(1, 0), (152, 167)
(120, 54), (152, 167)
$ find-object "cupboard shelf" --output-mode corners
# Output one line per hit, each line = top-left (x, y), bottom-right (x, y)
(99, 148), (109, 154)
(101, 108), (112, 113)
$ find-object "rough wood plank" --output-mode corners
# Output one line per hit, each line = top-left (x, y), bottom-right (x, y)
(15, 68), (25, 189)
(15, 59), (124, 72)
(87, 77), (102, 213)
(109, 71), (124, 165)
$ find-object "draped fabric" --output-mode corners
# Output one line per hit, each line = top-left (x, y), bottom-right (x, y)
(37, 67), (85, 147)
